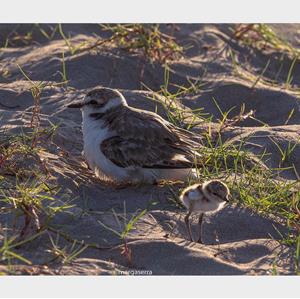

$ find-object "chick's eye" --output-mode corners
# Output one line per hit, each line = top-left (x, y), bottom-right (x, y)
(89, 100), (98, 105)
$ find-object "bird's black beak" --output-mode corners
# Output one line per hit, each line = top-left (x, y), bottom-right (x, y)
(67, 101), (84, 108)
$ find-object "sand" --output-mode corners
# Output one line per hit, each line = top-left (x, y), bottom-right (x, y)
(0, 24), (299, 275)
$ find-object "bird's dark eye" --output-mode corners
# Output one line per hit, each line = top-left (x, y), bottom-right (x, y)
(89, 100), (98, 105)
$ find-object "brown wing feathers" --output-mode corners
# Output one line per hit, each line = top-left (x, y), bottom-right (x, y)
(100, 106), (200, 168)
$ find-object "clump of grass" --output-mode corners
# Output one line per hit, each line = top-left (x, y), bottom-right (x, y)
(0, 229), (44, 272)
(0, 119), (74, 266)
(0, 231), (31, 267)
(145, 67), (258, 132)
(0, 64), (80, 270)
(232, 24), (300, 89)
(143, 67), (210, 130)
(233, 168), (299, 224)
(1, 178), (65, 238)
(228, 47), (280, 89)
(5, 31), (33, 47)
(4, 25), (60, 48)
(98, 203), (147, 266)
(59, 51), (68, 83)
(0, 124), (57, 178)
(270, 137), (300, 169)
(213, 100), (255, 134)
(45, 233), (88, 266)
(285, 56), (298, 89)
(233, 24), (299, 56)
(17, 64), (68, 146)
(102, 24), (183, 64)
(35, 24), (59, 41)
(0, 122), (74, 239)
(17, 64), (43, 132)
(58, 24), (88, 55)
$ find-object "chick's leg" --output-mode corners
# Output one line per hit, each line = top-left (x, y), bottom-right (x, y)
(197, 213), (204, 244)
(184, 211), (193, 242)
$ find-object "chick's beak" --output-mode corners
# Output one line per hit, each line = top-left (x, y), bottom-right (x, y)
(67, 101), (84, 108)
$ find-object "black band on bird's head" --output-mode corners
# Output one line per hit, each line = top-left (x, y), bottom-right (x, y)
(67, 101), (84, 108)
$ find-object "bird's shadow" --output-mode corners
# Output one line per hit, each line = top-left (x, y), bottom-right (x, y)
(154, 204), (291, 245)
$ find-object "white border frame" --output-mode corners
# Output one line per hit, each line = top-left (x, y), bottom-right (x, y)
(1, 0), (300, 298)
(0, 276), (300, 298)
(0, 0), (300, 23)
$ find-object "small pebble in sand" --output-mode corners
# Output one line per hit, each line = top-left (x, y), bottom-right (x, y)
(179, 180), (230, 243)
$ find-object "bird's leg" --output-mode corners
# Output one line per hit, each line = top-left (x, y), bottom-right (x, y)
(184, 211), (193, 242)
(197, 213), (204, 244)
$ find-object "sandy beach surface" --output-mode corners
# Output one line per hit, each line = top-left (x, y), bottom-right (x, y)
(0, 24), (300, 275)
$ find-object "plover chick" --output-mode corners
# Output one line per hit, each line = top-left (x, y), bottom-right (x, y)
(179, 180), (230, 243)
(67, 87), (202, 185)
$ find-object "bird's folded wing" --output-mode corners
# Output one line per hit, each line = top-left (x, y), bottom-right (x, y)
(101, 136), (195, 168)
(104, 105), (201, 147)
(101, 105), (202, 168)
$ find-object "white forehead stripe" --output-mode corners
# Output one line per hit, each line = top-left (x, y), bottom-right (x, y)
(101, 96), (128, 111)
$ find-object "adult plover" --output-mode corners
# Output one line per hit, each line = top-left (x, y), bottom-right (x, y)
(180, 180), (230, 243)
(67, 87), (202, 184)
